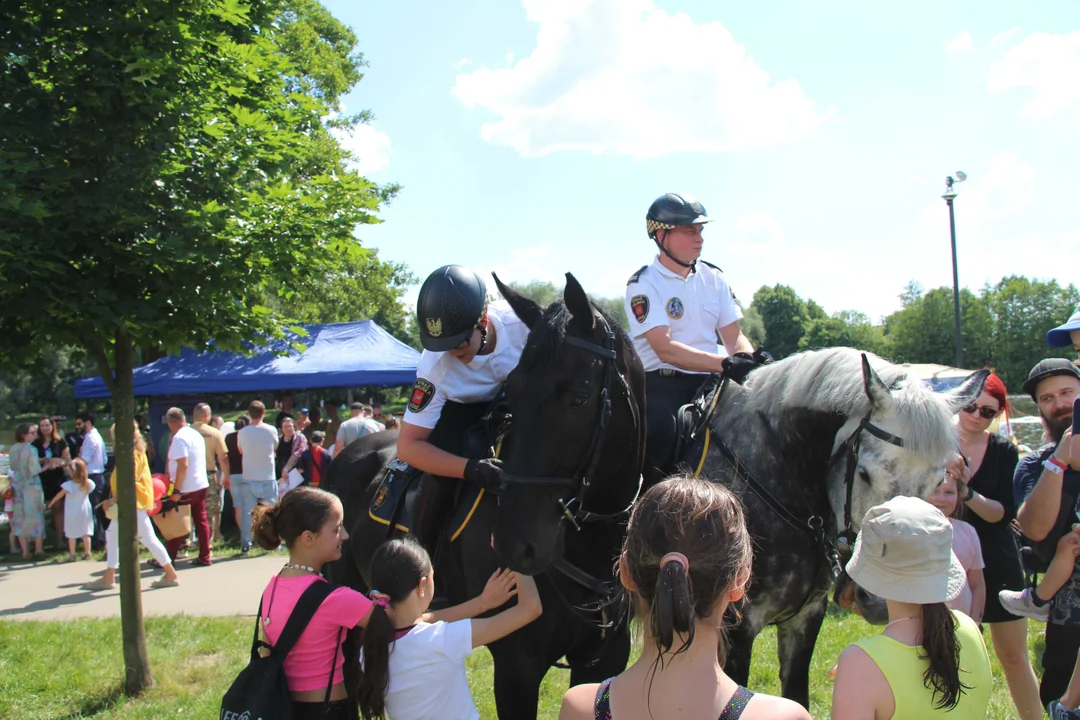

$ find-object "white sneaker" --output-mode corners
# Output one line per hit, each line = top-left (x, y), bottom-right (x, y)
(999, 588), (1050, 622)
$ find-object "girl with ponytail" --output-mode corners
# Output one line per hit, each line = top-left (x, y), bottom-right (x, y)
(559, 475), (809, 720)
(357, 537), (541, 720)
(832, 496), (993, 719)
(251, 487), (376, 720)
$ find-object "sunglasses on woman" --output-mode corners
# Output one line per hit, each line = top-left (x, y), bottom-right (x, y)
(962, 404), (998, 420)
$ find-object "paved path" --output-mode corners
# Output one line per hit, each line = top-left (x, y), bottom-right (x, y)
(0, 552), (288, 621)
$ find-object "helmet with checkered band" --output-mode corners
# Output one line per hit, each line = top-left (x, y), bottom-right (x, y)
(416, 265), (488, 352)
(646, 193), (709, 239)
(646, 193), (709, 269)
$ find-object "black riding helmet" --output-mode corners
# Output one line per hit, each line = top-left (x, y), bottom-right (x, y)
(416, 265), (488, 352)
(646, 193), (709, 269)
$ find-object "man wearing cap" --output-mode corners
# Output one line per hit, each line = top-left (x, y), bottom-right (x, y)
(1048, 309), (1080, 361)
(626, 193), (760, 484)
(1014, 358), (1080, 707)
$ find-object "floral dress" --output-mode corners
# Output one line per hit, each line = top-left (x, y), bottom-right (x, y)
(10, 442), (45, 538)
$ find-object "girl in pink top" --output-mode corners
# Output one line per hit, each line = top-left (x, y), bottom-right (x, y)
(252, 487), (374, 720)
(927, 472), (986, 623)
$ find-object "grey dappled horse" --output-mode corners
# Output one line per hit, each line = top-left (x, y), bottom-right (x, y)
(681, 347), (986, 707)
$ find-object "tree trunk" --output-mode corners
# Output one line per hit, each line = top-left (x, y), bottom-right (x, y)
(96, 331), (155, 694)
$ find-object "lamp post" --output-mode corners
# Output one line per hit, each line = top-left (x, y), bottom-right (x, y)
(942, 171), (966, 369)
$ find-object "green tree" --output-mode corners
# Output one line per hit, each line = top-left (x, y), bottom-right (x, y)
(987, 276), (1079, 389)
(740, 305), (766, 348)
(752, 284), (809, 358)
(0, 0), (390, 693)
(800, 310), (890, 356)
(883, 288), (990, 368)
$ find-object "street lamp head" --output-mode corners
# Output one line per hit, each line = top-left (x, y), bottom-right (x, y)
(955, 171), (967, 182)
(942, 175), (957, 200)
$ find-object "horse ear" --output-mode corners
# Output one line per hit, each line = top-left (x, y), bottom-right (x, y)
(492, 273), (543, 329)
(564, 273), (595, 332)
(944, 369), (989, 412)
(861, 354), (891, 411)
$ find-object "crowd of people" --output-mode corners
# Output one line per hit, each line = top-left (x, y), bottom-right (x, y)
(2, 398), (398, 572)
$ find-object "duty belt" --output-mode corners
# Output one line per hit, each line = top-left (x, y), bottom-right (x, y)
(653, 368), (697, 378)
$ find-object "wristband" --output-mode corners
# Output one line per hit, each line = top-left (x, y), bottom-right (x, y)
(964, 485), (975, 502)
(1044, 458), (1067, 475)
(1048, 456), (1068, 472)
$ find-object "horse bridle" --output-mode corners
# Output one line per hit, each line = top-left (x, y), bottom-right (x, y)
(499, 312), (642, 527)
(829, 407), (906, 573)
(703, 379), (907, 581)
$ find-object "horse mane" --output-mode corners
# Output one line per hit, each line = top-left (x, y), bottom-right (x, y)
(743, 347), (956, 458)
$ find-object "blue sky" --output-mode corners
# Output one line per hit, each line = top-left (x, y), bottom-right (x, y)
(324, 0), (1079, 322)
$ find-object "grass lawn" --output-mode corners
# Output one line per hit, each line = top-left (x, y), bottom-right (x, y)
(0, 608), (1047, 719)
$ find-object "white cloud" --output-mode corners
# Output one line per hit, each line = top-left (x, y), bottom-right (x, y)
(452, 0), (834, 159)
(987, 31), (1080, 118)
(456, 57), (471, 69)
(332, 123), (392, 176)
(479, 243), (566, 291)
(988, 27), (1019, 50)
(727, 213), (786, 256)
(945, 31), (974, 54)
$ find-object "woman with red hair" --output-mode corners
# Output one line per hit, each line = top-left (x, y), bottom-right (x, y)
(950, 371), (1041, 720)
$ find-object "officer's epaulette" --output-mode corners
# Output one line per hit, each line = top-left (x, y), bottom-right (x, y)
(626, 265), (648, 286)
(699, 260), (724, 274)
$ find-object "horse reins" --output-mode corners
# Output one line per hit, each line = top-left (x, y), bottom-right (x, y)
(697, 379), (907, 580)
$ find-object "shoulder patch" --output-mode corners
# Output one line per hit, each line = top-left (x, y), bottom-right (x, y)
(626, 265), (649, 286)
(700, 260), (724, 273)
(407, 378), (435, 413)
(630, 295), (650, 323)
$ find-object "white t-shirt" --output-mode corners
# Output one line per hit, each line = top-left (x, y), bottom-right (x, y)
(624, 255), (743, 373)
(404, 299), (529, 430)
(80, 427), (107, 474)
(237, 422), (279, 482)
(336, 416), (383, 447)
(168, 425), (209, 493)
(382, 620), (478, 720)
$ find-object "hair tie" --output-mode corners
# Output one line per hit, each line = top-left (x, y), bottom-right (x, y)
(660, 552), (689, 574)
(369, 590), (390, 608)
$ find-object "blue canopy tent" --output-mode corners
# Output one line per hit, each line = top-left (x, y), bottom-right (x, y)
(74, 321), (420, 474)
(75, 320), (420, 399)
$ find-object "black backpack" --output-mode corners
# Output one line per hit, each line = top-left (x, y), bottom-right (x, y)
(221, 579), (343, 720)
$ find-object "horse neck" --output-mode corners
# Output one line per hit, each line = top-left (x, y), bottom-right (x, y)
(715, 386), (846, 490)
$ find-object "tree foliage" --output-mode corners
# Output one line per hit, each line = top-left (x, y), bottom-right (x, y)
(0, 0), (391, 693)
(504, 280), (629, 330)
(751, 284), (810, 358)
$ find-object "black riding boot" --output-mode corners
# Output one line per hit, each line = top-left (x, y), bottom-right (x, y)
(643, 370), (710, 484)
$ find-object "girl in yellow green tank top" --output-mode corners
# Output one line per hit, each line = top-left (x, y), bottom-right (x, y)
(832, 496), (993, 719)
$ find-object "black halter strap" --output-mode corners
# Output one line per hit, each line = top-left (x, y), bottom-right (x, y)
(836, 408), (906, 549)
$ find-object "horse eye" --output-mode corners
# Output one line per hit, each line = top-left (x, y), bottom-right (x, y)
(859, 469), (871, 485)
(570, 391), (590, 407)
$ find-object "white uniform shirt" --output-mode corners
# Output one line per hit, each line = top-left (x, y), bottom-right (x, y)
(168, 425), (209, 493)
(404, 299), (529, 430)
(624, 255), (743, 374)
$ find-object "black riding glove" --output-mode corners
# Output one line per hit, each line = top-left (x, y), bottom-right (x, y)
(722, 352), (757, 384)
(751, 348), (775, 366)
(464, 458), (507, 494)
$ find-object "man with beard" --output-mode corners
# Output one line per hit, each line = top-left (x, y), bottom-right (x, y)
(1015, 358), (1080, 708)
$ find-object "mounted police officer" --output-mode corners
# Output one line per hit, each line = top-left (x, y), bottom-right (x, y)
(625, 193), (762, 484)
(396, 265), (529, 543)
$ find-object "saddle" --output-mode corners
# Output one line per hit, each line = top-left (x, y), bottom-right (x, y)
(368, 398), (509, 546)
(673, 374), (725, 466)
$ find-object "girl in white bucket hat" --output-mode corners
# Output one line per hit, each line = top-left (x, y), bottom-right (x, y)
(831, 496), (992, 720)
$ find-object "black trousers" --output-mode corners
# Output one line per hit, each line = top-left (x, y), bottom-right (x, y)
(1041, 622), (1080, 707)
(87, 472), (108, 550)
(643, 371), (710, 486)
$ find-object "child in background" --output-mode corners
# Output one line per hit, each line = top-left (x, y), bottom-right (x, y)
(927, 471), (986, 622)
(358, 537), (543, 720)
(46, 458), (94, 561)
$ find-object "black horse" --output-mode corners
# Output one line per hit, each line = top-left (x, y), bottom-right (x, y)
(323, 274), (645, 720)
(676, 347), (986, 707)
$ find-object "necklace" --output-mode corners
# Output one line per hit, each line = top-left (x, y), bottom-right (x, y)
(282, 563), (320, 574)
(263, 564), (322, 627)
(884, 616), (919, 631)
